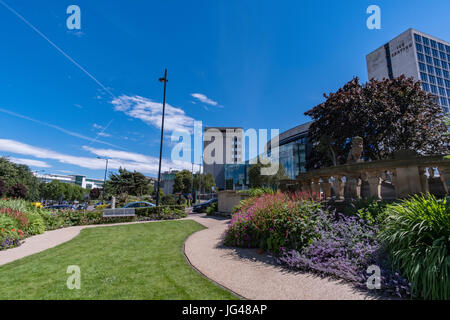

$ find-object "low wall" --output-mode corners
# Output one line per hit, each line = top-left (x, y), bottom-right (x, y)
(218, 191), (249, 215)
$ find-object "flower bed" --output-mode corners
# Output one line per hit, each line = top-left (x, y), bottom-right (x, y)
(224, 192), (323, 253)
(224, 192), (427, 299)
(0, 228), (25, 250)
(0, 199), (187, 251)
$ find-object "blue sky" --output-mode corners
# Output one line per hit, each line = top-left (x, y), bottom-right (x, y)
(0, 0), (449, 179)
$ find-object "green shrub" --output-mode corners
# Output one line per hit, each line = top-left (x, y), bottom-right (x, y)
(380, 194), (450, 299)
(0, 214), (18, 230)
(225, 192), (324, 253)
(25, 211), (46, 235)
(344, 197), (390, 227)
(135, 205), (186, 220)
(238, 188), (274, 198)
(161, 194), (177, 206)
(206, 202), (218, 216)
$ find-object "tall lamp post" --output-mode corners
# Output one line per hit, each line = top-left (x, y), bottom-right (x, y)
(97, 156), (109, 203)
(156, 69), (168, 208)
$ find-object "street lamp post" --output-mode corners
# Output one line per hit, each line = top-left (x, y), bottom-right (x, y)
(97, 157), (109, 203)
(156, 69), (168, 210)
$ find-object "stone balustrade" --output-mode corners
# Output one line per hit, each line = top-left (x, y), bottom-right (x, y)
(281, 154), (450, 200)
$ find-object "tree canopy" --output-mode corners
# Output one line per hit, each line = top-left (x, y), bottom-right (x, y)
(104, 168), (153, 197)
(305, 76), (449, 169)
(173, 170), (193, 194)
(39, 180), (86, 201)
(193, 173), (216, 193)
(0, 157), (41, 200)
(248, 162), (288, 189)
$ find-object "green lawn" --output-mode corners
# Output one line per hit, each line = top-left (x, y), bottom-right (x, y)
(0, 220), (237, 300)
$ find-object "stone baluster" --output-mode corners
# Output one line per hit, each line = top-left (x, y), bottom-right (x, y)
(388, 170), (399, 198)
(418, 167), (429, 194)
(320, 176), (332, 200)
(311, 178), (321, 200)
(300, 179), (312, 196)
(345, 173), (361, 200)
(438, 167), (449, 195)
(366, 171), (382, 200)
(332, 175), (344, 200)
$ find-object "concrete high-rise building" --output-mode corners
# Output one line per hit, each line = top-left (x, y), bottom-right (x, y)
(366, 28), (450, 114)
(203, 127), (243, 190)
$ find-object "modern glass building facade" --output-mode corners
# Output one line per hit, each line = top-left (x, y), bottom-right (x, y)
(367, 28), (450, 114)
(224, 163), (248, 190)
(268, 122), (312, 180)
(222, 122), (312, 189)
(414, 32), (450, 114)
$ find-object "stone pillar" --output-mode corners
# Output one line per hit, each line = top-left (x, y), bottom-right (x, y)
(300, 179), (312, 196)
(419, 167), (429, 194)
(394, 166), (423, 198)
(332, 175), (344, 200)
(320, 176), (332, 200)
(345, 174), (361, 200)
(311, 178), (321, 200)
(389, 170), (399, 197)
(111, 196), (116, 209)
(366, 171), (382, 200)
(438, 167), (449, 195)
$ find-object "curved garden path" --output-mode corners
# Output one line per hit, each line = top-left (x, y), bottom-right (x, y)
(185, 214), (376, 300)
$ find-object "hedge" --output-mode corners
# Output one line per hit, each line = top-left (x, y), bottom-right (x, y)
(135, 205), (186, 220)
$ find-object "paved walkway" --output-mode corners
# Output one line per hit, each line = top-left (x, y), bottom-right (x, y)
(185, 214), (376, 300)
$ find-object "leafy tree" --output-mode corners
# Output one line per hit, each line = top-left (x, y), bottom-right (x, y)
(248, 162), (288, 188)
(39, 180), (85, 201)
(8, 183), (28, 199)
(0, 157), (41, 200)
(305, 76), (449, 169)
(193, 173), (216, 193)
(89, 188), (101, 200)
(173, 170), (193, 194)
(0, 178), (6, 197)
(105, 168), (152, 196)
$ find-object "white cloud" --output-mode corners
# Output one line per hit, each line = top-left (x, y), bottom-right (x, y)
(111, 95), (195, 132)
(8, 157), (51, 168)
(191, 93), (220, 107)
(0, 108), (123, 149)
(0, 139), (198, 175)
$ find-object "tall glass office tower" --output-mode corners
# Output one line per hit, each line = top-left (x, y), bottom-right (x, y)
(366, 28), (450, 114)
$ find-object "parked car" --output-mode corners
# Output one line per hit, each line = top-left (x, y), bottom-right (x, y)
(44, 204), (76, 211)
(192, 198), (218, 213)
(123, 201), (155, 208)
(75, 203), (88, 211)
(93, 201), (110, 208)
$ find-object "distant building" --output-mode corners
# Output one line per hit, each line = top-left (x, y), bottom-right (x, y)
(160, 170), (178, 195)
(145, 176), (157, 187)
(203, 127), (243, 190)
(34, 173), (104, 189)
(366, 28), (450, 114)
